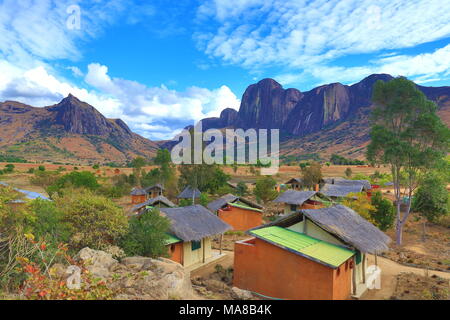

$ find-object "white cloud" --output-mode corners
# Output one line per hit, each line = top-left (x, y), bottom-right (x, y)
(197, 0), (450, 69)
(0, 61), (241, 140)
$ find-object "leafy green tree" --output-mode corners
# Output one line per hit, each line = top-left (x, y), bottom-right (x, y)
(38, 165), (46, 172)
(199, 193), (210, 207)
(343, 193), (376, 224)
(367, 77), (450, 245)
(178, 164), (229, 194)
(370, 192), (395, 231)
(47, 171), (99, 197)
(130, 157), (147, 169)
(253, 176), (278, 204)
(412, 172), (449, 240)
(301, 161), (322, 190)
(4, 164), (14, 173)
(92, 164), (100, 170)
(29, 199), (71, 243)
(55, 190), (128, 250)
(345, 167), (353, 178)
(236, 181), (248, 196)
(179, 198), (193, 207)
(120, 209), (170, 257)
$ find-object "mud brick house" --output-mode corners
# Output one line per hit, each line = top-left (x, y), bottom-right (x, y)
(233, 205), (390, 300)
(285, 178), (304, 191)
(273, 190), (328, 214)
(130, 195), (176, 215)
(177, 186), (201, 204)
(158, 205), (231, 268)
(207, 194), (265, 231)
(130, 188), (147, 204)
(145, 184), (164, 198)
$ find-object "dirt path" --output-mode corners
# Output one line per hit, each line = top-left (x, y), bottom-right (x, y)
(362, 255), (450, 300)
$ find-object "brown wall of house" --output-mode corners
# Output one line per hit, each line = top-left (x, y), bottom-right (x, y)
(131, 194), (146, 204)
(167, 242), (183, 265)
(218, 206), (262, 231)
(233, 238), (352, 300)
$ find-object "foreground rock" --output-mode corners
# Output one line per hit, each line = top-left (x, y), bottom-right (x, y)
(75, 247), (194, 300)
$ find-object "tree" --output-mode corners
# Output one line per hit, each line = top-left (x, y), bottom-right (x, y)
(412, 172), (449, 240)
(130, 157), (147, 169)
(236, 181), (248, 196)
(38, 165), (45, 172)
(253, 176), (278, 203)
(199, 193), (210, 207)
(120, 209), (170, 257)
(92, 164), (100, 170)
(301, 161), (322, 190)
(55, 190), (128, 250)
(367, 77), (450, 245)
(47, 171), (99, 197)
(178, 164), (229, 194)
(343, 193), (376, 224)
(370, 192), (395, 231)
(345, 167), (352, 178)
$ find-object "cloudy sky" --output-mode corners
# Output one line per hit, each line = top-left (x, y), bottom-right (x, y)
(1, 0), (449, 140)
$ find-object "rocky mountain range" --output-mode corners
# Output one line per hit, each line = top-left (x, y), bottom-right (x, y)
(0, 94), (158, 163)
(0, 74), (449, 164)
(197, 74), (450, 161)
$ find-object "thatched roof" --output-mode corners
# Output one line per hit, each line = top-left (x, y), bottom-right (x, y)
(207, 194), (264, 212)
(160, 205), (231, 241)
(250, 205), (390, 254)
(273, 190), (317, 205)
(207, 194), (238, 212)
(322, 177), (345, 184)
(177, 186), (201, 199)
(336, 179), (372, 190)
(130, 188), (146, 196)
(301, 205), (391, 254)
(144, 184), (164, 192)
(131, 196), (176, 212)
(285, 178), (303, 185)
(320, 183), (363, 198)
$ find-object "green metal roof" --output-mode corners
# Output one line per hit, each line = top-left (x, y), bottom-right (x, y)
(228, 202), (263, 212)
(250, 226), (354, 268)
(165, 233), (182, 245)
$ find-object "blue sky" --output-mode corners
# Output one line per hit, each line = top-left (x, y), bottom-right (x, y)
(1, 0), (450, 140)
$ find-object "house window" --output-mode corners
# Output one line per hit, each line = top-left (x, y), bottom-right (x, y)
(191, 240), (202, 251)
(290, 204), (297, 212)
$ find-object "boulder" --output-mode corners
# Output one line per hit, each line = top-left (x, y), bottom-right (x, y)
(231, 287), (253, 300)
(75, 247), (117, 278)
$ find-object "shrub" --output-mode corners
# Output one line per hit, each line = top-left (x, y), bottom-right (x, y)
(29, 171), (60, 189)
(47, 171), (99, 197)
(343, 193), (376, 224)
(236, 181), (248, 196)
(4, 164), (14, 173)
(38, 165), (45, 172)
(253, 176), (278, 203)
(370, 192), (395, 231)
(55, 190), (128, 250)
(120, 209), (170, 257)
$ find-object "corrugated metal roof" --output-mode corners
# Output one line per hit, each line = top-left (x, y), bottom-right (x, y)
(250, 226), (354, 268)
(228, 202), (263, 213)
(165, 233), (182, 245)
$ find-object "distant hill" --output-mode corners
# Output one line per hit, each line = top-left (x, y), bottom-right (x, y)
(0, 94), (158, 164)
(189, 74), (450, 161)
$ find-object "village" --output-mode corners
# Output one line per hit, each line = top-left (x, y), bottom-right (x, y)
(0, 157), (448, 301)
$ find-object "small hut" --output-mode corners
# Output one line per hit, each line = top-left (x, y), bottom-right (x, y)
(159, 205), (231, 268)
(233, 205), (390, 300)
(284, 178), (304, 191)
(320, 183), (364, 200)
(130, 195), (176, 215)
(130, 188), (147, 204)
(177, 186), (201, 203)
(273, 190), (327, 214)
(207, 194), (264, 231)
(145, 184), (164, 198)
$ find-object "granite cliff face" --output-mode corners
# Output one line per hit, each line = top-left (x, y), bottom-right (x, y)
(195, 73), (450, 159)
(199, 74), (449, 136)
(237, 78), (303, 129)
(0, 95), (158, 163)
